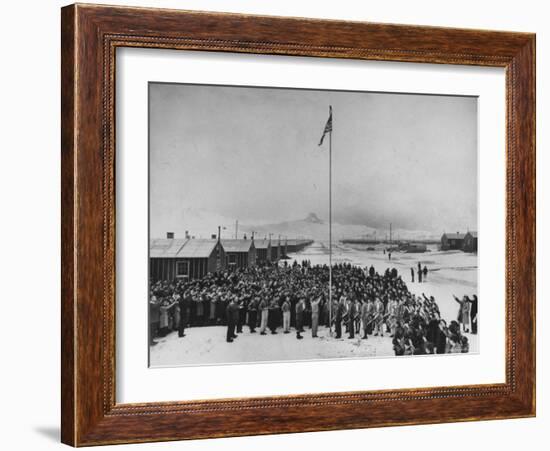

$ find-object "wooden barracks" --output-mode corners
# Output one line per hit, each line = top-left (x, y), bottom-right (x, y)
(150, 232), (314, 283)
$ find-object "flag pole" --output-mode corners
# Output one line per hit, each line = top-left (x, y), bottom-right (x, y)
(328, 106), (333, 335)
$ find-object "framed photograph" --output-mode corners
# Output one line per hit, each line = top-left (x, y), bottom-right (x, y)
(61, 3), (535, 446)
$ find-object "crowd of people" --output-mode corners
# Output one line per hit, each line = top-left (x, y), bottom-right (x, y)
(149, 260), (477, 356)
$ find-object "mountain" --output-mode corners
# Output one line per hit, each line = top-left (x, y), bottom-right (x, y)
(240, 213), (376, 242)
(304, 212), (324, 224)
(150, 208), (438, 242)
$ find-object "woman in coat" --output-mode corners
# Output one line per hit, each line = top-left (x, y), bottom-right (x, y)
(453, 295), (471, 333)
(461, 297), (471, 332)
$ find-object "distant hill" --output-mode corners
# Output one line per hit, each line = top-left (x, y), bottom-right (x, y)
(150, 208), (439, 242)
(243, 213), (376, 242)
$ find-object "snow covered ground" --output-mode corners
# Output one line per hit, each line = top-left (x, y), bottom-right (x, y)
(150, 325), (392, 367)
(150, 241), (478, 367)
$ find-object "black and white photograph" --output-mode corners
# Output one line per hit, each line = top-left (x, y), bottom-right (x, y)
(148, 82), (479, 367)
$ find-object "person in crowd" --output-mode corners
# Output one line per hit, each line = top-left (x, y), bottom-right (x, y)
(311, 296), (321, 338)
(469, 295), (478, 334)
(268, 298), (280, 334)
(334, 297), (344, 339)
(281, 296), (291, 334)
(225, 297), (239, 343)
(259, 296), (269, 335)
(387, 298), (399, 337)
(149, 292), (160, 345)
(347, 297), (358, 339)
(360, 298), (370, 339)
(148, 261), (476, 356)
(453, 294), (471, 333)
(195, 292), (205, 326)
(159, 297), (176, 337)
(373, 297), (385, 337)
(236, 295), (246, 334)
(295, 297), (305, 340)
(177, 291), (190, 338)
(248, 296), (258, 333)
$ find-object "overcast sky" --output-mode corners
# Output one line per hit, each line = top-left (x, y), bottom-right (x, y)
(149, 82), (477, 236)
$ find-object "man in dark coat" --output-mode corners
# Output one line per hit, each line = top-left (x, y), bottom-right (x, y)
(334, 298), (344, 339)
(268, 298), (280, 334)
(248, 296), (258, 333)
(369, 265), (375, 277)
(469, 295), (478, 334)
(236, 296), (246, 334)
(348, 299), (357, 339)
(226, 298), (239, 343)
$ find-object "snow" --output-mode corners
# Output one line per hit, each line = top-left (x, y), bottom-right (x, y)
(150, 241), (478, 367)
(150, 325), (391, 367)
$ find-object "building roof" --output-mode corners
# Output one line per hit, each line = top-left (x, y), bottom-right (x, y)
(442, 233), (466, 240)
(178, 239), (220, 258)
(149, 239), (188, 258)
(254, 239), (271, 249)
(222, 239), (254, 253)
(150, 238), (220, 259)
(465, 231), (478, 238)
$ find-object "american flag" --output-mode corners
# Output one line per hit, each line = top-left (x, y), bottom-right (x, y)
(318, 106), (332, 146)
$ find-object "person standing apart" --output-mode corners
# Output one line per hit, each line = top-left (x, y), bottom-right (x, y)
(423, 265), (428, 282)
(410, 267), (415, 283)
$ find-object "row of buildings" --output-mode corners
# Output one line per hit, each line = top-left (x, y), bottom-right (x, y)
(149, 233), (313, 282)
(440, 231), (478, 252)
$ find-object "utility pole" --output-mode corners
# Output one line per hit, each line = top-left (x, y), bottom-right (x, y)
(235, 220), (238, 240)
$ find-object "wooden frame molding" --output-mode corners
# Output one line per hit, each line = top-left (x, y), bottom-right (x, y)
(61, 3), (535, 446)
